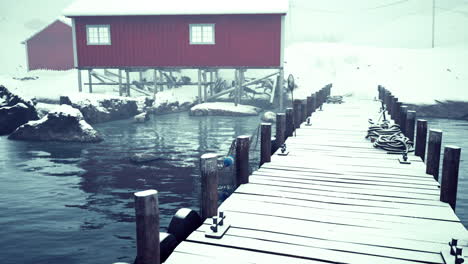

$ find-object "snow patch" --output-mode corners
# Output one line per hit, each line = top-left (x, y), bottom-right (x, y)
(190, 102), (260, 116)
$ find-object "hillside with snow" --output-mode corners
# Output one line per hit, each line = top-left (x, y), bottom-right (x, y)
(1, 0), (468, 105)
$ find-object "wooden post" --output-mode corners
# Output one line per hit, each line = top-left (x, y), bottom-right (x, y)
(126, 70), (131, 97)
(394, 101), (402, 125)
(77, 69), (82, 92)
(260, 123), (272, 166)
(377, 85), (382, 100)
(311, 94), (316, 113)
(415, 119), (428, 161)
(406, 110), (416, 142)
(285, 108), (294, 138)
(440, 146), (462, 210)
(388, 95), (394, 117)
(276, 113), (286, 151)
(198, 69), (202, 104)
(400, 106), (408, 135)
(239, 69), (245, 105)
(279, 68), (284, 111)
(234, 69), (239, 106)
(158, 70), (164, 92)
(301, 100), (307, 123)
(236, 135), (250, 186)
(392, 97), (399, 119)
(200, 153), (218, 220)
(153, 69), (157, 100)
(293, 99), (301, 129)
(139, 71), (143, 83)
(426, 129), (443, 181)
(118, 69), (123, 96)
(202, 70), (207, 102)
(209, 71), (214, 96)
(306, 96), (312, 116)
(134, 190), (160, 264)
(88, 69), (93, 93)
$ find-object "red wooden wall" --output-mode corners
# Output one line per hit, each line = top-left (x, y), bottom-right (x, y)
(73, 14), (282, 68)
(27, 21), (74, 71)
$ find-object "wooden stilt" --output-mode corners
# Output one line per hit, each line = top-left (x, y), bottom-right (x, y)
(159, 70), (164, 92)
(118, 69), (123, 96)
(202, 70), (207, 102)
(139, 71), (143, 83)
(209, 71), (214, 96)
(126, 70), (131, 97)
(234, 69), (239, 106)
(77, 69), (82, 92)
(198, 69), (202, 104)
(88, 69), (93, 93)
(153, 69), (157, 100)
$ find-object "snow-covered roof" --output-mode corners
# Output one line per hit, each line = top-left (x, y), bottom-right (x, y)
(22, 16), (72, 44)
(63, 0), (288, 16)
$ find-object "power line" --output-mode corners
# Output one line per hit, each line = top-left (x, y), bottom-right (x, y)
(366, 0), (410, 11)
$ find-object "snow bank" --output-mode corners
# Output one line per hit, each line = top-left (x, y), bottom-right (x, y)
(284, 42), (468, 104)
(190, 102), (261, 116)
(63, 0), (288, 16)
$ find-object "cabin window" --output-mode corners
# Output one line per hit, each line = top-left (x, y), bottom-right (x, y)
(189, 24), (215, 45)
(86, 25), (111, 45)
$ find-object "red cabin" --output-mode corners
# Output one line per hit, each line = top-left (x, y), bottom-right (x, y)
(64, 0), (288, 69)
(22, 17), (74, 71)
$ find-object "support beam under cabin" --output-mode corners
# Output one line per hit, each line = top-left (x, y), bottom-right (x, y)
(198, 69), (202, 104)
(126, 70), (131, 97)
(88, 69), (93, 93)
(153, 69), (157, 100)
(77, 69), (82, 92)
(118, 69), (123, 96)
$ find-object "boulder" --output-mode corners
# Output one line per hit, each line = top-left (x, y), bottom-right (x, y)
(63, 95), (139, 124)
(261, 111), (276, 123)
(0, 85), (38, 135)
(8, 105), (102, 143)
(189, 102), (261, 116)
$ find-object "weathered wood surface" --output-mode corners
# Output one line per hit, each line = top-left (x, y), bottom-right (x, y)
(166, 98), (467, 264)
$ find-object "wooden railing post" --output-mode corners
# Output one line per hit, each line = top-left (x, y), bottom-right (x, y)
(400, 106), (408, 135)
(426, 129), (443, 181)
(285, 108), (294, 138)
(134, 190), (160, 264)
(378, 85), (382, 100)
(306, 96), (312, 116)
(260, 123), (271, 166)
(236, 135), (250, 186)
(440, 146), (462, 210)
(200, 153), (219, 220)
(311, 94), (317, 113)
(406, 110), (416, 142)
(293, 99), (301, 129)
(301, 100), (307, 123)
(415, 119), (428, 161)
(394, 101), (402, 125)
(388, 95), (394, 117)
(276, 113), (286, 150)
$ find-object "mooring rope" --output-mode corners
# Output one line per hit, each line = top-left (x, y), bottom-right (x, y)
(367, 119), (413, 154)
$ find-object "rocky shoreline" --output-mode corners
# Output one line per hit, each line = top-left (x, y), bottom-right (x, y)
(406, 101), (468, 121)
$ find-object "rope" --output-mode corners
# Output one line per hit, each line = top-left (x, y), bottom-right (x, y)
(366, 119), (413, 154)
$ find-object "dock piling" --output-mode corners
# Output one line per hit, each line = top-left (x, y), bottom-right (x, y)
(260, 123), (272, 166)
(301, 100), (307, 123)
(293, 100), (301, 129)
(275, 114), (286, 151)
(285, 108), (294, 138)
(405, 110), (416, 142)
(415, 119), (428, 161)
(236, 135), (250, 186)
(400, 106), (408, 135)
(426, 129), (443, 181)
(200, 153), (219, 220)
(440, 146), (462, 210)
(134, 189), (160, 264)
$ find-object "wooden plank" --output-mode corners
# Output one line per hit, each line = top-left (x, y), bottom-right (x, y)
(219, 196), (466, 241)
(196, 223), (443, 264)
(186, 230), (436, 264)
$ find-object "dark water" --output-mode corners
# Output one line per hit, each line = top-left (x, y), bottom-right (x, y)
(0, 112), (264, 264)
(1, 114), (466, 264)
(425, 118), (468, 227)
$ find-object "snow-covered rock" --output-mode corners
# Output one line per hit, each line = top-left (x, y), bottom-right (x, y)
(0, 85), (38, 135)
(64, 94), (139, 124)
(35, 103), (58, 118)
(8, 105), (102, 142)
(261, 111), (276, 123)
(189, 102), (261, 116)
(134, 112), (150, 123)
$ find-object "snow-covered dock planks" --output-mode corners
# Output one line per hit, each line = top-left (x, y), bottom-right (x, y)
(165, 96), (467, 264)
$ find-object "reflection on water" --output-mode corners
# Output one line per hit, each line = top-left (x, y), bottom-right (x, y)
(0, 112), (263, 264)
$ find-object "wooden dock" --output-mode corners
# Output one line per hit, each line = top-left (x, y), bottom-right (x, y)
(163, 96), (467, 264)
